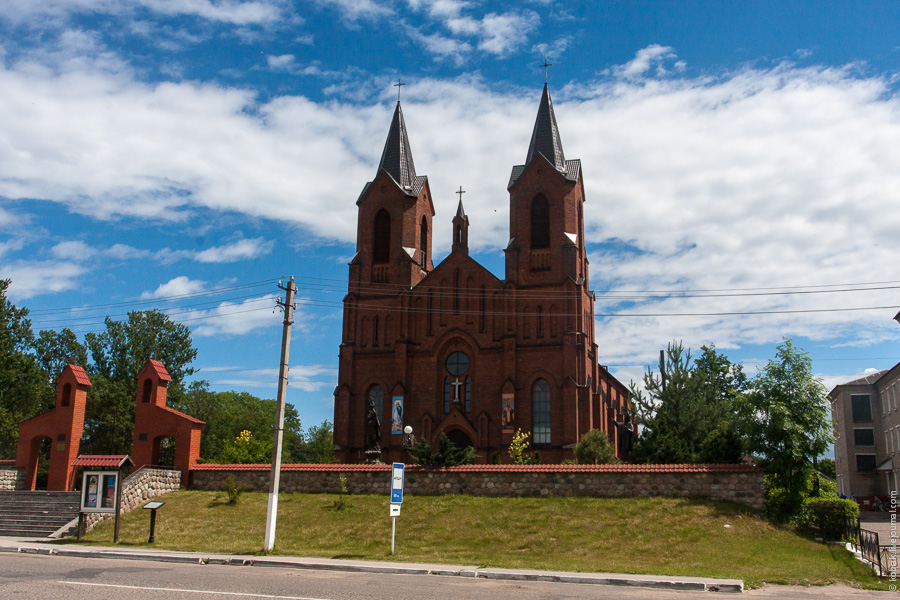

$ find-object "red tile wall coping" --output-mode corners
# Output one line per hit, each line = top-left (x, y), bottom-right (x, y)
(71, 455), (133, 468)
(192, 463), (760, 473)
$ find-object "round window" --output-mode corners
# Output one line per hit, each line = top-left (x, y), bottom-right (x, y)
(446, 352), (469, 376)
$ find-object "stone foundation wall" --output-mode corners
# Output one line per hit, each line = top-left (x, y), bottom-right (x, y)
(190, 464), (765, 511)
(82, 467), (181, 532)
(0, 467), (19, 491)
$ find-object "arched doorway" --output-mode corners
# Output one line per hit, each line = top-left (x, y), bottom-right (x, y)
(32, 437), (52, 490)
(153, 435), (176, 468)
(447, 429), (473, 450)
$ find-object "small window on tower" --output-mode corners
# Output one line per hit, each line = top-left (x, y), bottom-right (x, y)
(373, 209), (391, 264)
(419, 216), (428, 268)
(531, 195), (550, 249)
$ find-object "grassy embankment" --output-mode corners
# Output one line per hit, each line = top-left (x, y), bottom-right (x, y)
(74, 491), (886, 590)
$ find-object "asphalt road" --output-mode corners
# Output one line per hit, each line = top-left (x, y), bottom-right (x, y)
(0, 553), (892, 599)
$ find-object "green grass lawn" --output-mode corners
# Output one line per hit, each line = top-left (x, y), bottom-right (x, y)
(73, 491), (885, 590)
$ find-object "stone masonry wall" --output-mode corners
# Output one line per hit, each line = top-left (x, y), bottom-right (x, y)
(0, 467), (18, 491)
(82, 467), (181, 533)
(190, 464), (765, 511)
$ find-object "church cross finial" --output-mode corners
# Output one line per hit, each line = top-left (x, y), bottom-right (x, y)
(456, 185), (466, 203)
(540, 59), (552, 84)
(394, 78), (406, 102)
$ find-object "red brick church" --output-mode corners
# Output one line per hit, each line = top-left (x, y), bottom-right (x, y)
(333, 83), (633, 464)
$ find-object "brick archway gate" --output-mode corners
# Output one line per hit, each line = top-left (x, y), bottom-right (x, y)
(130, 360), (203, 481)
(16, 366), (91, 491)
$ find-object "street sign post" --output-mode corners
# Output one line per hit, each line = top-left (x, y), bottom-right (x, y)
(390, 462), (404, 554)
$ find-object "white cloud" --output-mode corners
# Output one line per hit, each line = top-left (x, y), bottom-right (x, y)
(195, 237), (273, 262)
(312, 0), (392, 22)
(50, 240), (97, 261)
(617, 44), (678, 79)
(105, 244), (152, 260)
(185, 295), (281, 336)
(0, 261), (87, 299)
(141, 276), (206, 299)
(208, 364), (338, 391)
(0, 0), (284, 26)
(267, 54), (295, 69)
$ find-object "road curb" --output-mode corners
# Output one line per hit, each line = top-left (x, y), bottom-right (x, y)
(0, 544), (743, 593)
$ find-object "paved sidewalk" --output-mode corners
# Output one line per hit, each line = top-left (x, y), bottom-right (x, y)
(0, 535), (744, 593)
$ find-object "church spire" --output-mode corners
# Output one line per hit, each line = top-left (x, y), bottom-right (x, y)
(452, 187), (469, 255)
(525, 83), (566, 173)
(377, 101), (417, 190)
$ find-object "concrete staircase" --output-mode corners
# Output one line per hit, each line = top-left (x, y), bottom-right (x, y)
(0, 491), (80, 538)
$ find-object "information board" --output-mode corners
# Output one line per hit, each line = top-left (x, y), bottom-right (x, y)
(390, 462), (404, 504)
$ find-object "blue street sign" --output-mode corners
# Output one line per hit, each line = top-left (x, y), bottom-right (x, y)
(391, 462), (404, 504)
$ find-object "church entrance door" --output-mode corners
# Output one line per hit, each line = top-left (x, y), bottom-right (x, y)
(447, 429), (473, 449)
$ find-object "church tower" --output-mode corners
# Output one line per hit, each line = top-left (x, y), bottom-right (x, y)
(505, 83), (588, 288)
(348, 100), (435, 292)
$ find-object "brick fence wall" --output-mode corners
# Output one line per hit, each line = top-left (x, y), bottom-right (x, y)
(82, 467), (181, 533)
(190, 464), (766, 511)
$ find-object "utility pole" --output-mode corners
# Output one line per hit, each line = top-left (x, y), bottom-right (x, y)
(264, 276), (296, 552)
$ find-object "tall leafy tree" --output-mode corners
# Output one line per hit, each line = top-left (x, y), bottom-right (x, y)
(0, 280), (54, 458)
(80, 309), (197, 454)
(738, 338), (833, 510)
(34, 328), (88, 382)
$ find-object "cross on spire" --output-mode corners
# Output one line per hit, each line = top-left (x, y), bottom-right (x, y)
(456, 185), (466, 203)
(540, 59), (552, 84)
(394, 78), (406, 102)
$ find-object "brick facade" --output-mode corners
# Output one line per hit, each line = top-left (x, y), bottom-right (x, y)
(190, 464), (765, 511)
(131, 360), (204, 481)
(334, 86), (633, 464)
(15, 365), (91, 490)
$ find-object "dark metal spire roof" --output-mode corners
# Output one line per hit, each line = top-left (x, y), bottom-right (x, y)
(525, 83), (566, 173)
(378, 101), (418, 192)
(508, 83), (579, 188)
(455, 199), (467, 219)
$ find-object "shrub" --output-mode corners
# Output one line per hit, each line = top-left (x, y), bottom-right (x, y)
(218, 474), (252, 505)
(508, 429), (540, 464)
(411, 433), (476, 467)
(798, 497), (859, 540)
(574, 429), (618, 465)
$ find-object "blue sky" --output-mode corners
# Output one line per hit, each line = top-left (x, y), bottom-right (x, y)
(1, 1), (899, 436)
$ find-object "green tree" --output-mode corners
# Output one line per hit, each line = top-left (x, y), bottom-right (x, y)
(34, 328), (88, 383)
(80, 309), (197, 454)
(574, 429), (618, 465)
(739, 338), (833, 514)
(289, 420), (335, 464)
(0, 280), (54, 458)
(817, 457), (836, 480)
(630, 342), (745, 464)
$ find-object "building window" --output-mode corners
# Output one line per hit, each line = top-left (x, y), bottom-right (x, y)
(851, 394), (872, 422)
(367, 385), (383, 424)
(444, 352), (470, 413)
(856, 454), (877, 473)
(530, 195), (550, 250)
(420, 216), (428, 268)
(373, 209), (391, 264)
(142, 378), (153, 403)
(61, 383), (72, 407)
(854, 428), (875, 447)
(533, 379), (551, 445)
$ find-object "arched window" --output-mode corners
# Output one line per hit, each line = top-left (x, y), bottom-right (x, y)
(373, 316), (380, 347)
(142, 378), (153, 403)
(531, 195), (550, 249)
(444, 351), (471, 413)
(367, 385), (383, 424)
(61, 383), (72, 407)
(419, 216), (428, 267)
(373, 209), (391, 264)
(533, 379), (551, 444)
(537, 306), (544, 338)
